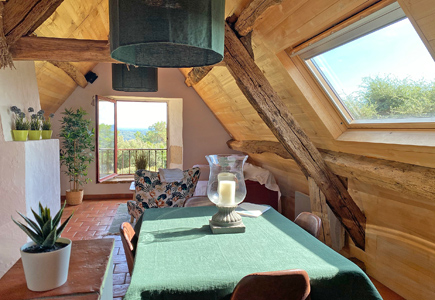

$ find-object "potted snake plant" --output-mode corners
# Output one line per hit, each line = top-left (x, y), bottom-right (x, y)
(12, 201), (74, 291)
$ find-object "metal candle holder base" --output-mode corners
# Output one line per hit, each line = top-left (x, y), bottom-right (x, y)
(209, 205), (245, 234)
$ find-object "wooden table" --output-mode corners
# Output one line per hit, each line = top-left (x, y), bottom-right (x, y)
(0, 238), (114, 300)
(126, 207), (382, 300)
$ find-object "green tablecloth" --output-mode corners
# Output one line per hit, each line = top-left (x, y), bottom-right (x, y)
(125, 206), (382, 300)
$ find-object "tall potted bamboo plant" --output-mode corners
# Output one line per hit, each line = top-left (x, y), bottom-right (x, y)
(59, 108), (95, 205)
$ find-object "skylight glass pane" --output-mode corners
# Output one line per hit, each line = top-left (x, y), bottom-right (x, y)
(309, 18), (435, 123)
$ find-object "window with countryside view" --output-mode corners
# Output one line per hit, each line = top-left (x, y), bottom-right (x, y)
(97, 96), (167, 181)
(299, 3), (435, 125)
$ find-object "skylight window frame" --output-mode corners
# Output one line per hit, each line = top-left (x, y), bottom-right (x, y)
(292, 2), (435, 129)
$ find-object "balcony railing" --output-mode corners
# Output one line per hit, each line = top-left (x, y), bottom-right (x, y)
(99, 148), (167, 176)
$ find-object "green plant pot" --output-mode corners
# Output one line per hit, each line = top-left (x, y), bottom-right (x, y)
(41, 130), (53, 139)
(13, 130), (28, 141)
(28, 130), (42, 140)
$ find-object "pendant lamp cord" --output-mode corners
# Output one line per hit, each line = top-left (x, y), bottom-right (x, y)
(0, 2), (15, 70)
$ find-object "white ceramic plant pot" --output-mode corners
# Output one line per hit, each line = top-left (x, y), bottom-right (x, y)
(20, 237), (72, 291)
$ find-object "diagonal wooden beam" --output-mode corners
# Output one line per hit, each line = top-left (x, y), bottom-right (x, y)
(224, 23), (366, 249)
(235, 0), (283, 36)
(48, 61), (88, 88)
(227, 139), (435, 206)
(27, 0), (64, 35)
(184, 1), (277, 87)
(11, 36), (118, 62)
(4, 0), (64, 45)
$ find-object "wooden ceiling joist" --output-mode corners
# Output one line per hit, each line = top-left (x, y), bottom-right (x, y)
(235, 0), (283, 37)
(48, 61), (88, 88)
(4, 0), (64, 45)
(185, 0), (276, 87)
(228, 139), (435, 206)
(11, 36), (117, 62)
(223, 23), (366, 249)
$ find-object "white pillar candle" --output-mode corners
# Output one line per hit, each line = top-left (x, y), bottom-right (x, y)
(218, 180), (236, 206)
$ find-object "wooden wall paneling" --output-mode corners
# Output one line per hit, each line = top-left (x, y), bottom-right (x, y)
(348, 179), (435, 300)
(398, 0), (435, 60)
(259, 0), (378, 53)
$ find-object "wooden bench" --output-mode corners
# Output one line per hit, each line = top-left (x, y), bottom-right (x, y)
(0, 239), (114, 300)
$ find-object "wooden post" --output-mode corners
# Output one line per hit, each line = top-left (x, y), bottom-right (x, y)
(224, 23), (366, 249)
(308, 177), (332, 247)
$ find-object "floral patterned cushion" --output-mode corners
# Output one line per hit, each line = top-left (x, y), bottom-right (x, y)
(131, 167), (200, 216)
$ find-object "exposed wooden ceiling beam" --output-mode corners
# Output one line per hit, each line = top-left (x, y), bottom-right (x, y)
(185, 1), (276, 87)
(27, 0), (64, 35)
(11, 36), (118, 62)
(48, 61), (88, 88)
(235, 0), (283, 37)
(4, 0), (64, 45)
(228, 139), (435, 206)
(223, 22), (366, 250)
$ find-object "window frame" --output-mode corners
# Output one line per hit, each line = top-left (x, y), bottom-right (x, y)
(95, 95), (169, 183)
(292, 2), (435, 129)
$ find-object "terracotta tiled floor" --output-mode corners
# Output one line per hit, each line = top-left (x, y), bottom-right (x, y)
(61, 199), (405, 300)
(61, 199), (130, 299)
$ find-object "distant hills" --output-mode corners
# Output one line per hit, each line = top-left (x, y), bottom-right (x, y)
(118, 128), (149, 141)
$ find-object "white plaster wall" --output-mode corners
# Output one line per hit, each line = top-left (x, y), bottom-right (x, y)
(0, 62), (41, 142)
(25, 140), (61, 218)
(52, 63), (239, 196)
(0, 62), (60, 278)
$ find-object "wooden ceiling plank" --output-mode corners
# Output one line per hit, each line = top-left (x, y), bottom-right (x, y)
(224, 22), (366, 249)
(48, 60), (88, 88)
(11, 36), (117, 62)
(5, 0), (64, 45)
(235, 0), (283, 36)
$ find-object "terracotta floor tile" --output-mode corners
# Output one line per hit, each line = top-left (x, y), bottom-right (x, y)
(114, 263), (129, 274)
(113, 284), (130, 297)
(113, 273), (127, 285)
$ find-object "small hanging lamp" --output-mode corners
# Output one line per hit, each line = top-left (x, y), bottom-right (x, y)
(109, 0), (225, 68)
(112, 64), (158, 92)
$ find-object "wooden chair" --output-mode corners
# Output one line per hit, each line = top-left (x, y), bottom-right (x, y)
(294, 212), (322, 239)
(231, 269), (311, 300)
(120, 222), (137, 275)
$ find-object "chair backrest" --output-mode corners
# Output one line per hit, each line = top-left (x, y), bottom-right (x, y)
(134, 167), (200, 209)
(120, 222), (137, 275)
(231, 269), (311, 300)
(294, 212), (322, 239)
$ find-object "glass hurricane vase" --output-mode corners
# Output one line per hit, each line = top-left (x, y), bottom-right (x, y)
(206, 154), (248, 233)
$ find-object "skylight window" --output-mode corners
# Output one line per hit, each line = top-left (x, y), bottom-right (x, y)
(297, 3), (435, 124)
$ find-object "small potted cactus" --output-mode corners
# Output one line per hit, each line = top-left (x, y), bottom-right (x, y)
(12, 202), (74, 291)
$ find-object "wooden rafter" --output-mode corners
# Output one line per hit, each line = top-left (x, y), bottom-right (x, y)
(235, 0), (283, 37)
(10, 36), (118, 62)
(185, 0), (278, 87)
(4, 0), (64, 45)
(228, 139), (435, 205)
(48, 61), (88, 88)
(223, 23), (366, 249)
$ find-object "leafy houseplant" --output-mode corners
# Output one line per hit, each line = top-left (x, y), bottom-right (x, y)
(10, 106), (30, 141)
(59, 108), (95, 205)
(12, 202), (74, 291)
(135, 151), (149, 171)
(42, 113), (55, 139)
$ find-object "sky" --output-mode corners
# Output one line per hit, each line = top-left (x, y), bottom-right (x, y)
(311, 18), (435, 98)
(99, 101), (167, 129)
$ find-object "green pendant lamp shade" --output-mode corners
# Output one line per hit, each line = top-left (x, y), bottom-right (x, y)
(109, 0), (225, 68)
(112, 64), (158, 92)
